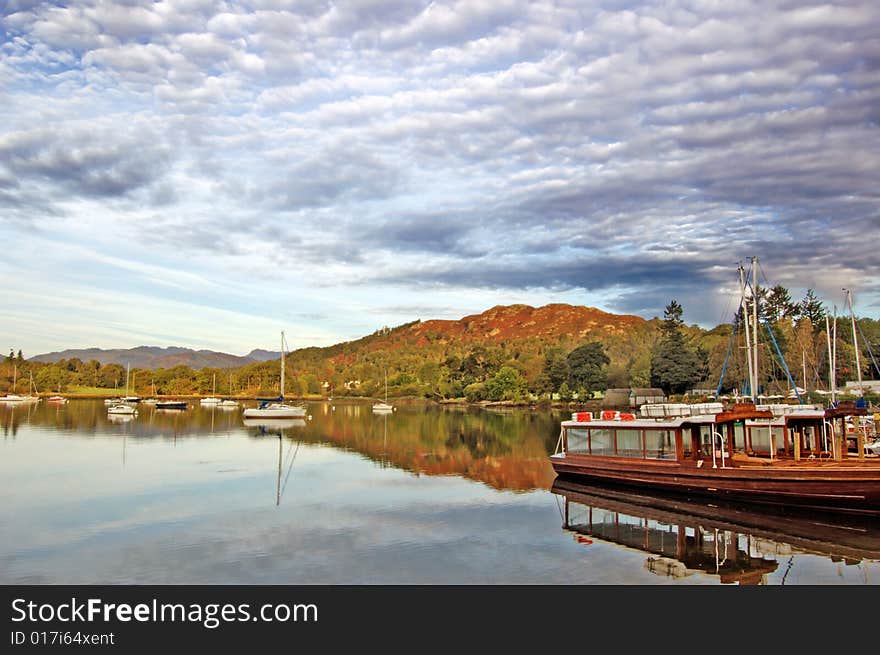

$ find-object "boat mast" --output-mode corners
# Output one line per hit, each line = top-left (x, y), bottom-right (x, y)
(832, 306), (838, 402)
(280, 331), (285, 399)
(802, 350), (807, 393)
(739, 264), (756, 400)
(751, 257), (760, 402)
(844, 288), (864, 397)
(825, 314), (834, 402)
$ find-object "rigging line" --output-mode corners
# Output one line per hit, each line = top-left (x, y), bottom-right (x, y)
(716, 301), (741, 397)
(781, 555), (794, 585)
(854, 320), (880, 377)
(746, 275), (802, 403)
(762, 316), (803, 403)
(280, 439), (301, 499)
(554, 492), (565, 522)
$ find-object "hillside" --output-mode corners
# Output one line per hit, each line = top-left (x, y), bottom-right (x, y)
(412, 303), (647, 343)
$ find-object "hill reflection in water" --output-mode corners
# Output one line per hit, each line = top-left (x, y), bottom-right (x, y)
(0, 399), (560, 492)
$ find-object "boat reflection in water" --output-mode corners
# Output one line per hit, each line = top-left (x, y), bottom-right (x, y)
(551, 478), (880, 585)
(242, 418), (307, 506)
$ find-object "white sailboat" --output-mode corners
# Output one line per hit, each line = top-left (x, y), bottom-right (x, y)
(242, 331), (306, 419)
(121, 363), (139, 403)
(200, 372), (221, 405)
(218, 372), (239, 408)
(2, 366), (40, 403)
(372, 368), (393, 413)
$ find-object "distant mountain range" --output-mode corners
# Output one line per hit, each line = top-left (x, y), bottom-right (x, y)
(28, 303), (655, 371)
(29, 346), (281, 370)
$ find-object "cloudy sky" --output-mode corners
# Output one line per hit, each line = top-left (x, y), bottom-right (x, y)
(2, 0), (878, 357)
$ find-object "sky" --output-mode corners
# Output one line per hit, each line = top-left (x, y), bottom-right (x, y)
(1, 0), (879, 358)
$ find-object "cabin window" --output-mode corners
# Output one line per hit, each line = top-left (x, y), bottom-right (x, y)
(645, 430), (676, 460)
(699, 425), (716, 458)
(732, 422), (747, 455)
(773, 427), (785, 455)
(683, 428), (696, 460)
(590, 428), (614, 456)
(615, 429), (643, 458)
(566, 428), (590, 455)
(748, 425), (774, 455)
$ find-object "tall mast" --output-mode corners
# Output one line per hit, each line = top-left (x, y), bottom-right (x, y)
(832, 307), (838, 403)
(844, 289), (864, 397)
(739, 264), (755, 400)
(825, 314), (834, 400)
(802, 350), (807, 392)
(280, 331), (285, 398)
(751, 256), (760, 402)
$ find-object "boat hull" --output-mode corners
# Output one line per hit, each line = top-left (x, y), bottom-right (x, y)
(242, 405), (306, 419)
(551, 453), (880, 516)
(155, 402), (188, 409)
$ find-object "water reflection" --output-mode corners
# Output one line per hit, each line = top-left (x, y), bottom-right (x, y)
(0, 399), (558, 491)
(552, 478), (880, 584)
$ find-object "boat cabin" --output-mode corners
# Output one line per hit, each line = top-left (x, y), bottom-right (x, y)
(558, 402), (871, 467)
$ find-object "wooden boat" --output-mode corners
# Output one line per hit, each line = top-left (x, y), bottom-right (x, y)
(550, 401), (880, 516)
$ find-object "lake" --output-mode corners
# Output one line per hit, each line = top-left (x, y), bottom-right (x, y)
(1, 399), (877, 585)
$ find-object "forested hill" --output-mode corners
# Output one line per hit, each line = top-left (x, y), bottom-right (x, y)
(286, 303), (661, 399)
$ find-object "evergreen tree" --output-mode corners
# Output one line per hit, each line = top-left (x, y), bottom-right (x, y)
(541, 346), (569, 394)
(763, 285), (798, 323)
(566, 342), (610, 397)
(650, 300), (705, 394)
(799, 289), (826, 330)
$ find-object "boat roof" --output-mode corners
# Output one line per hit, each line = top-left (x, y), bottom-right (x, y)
(563, 402), (867, 429)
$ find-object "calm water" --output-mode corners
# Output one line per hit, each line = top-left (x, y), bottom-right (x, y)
(1, 399), (877, 585)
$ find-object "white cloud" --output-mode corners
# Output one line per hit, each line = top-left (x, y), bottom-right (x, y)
(1, 0), (879, 357)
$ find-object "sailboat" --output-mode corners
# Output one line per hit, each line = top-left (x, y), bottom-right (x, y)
(242, 331), (306, 419)
(142, 378), (159, 404)
(372, 368), (393, 413)
(121, 364), (139, 402)
(2, 365), (40, 402)
(218, 372), (239, 408)
(200, 372), (221, 405)
(48, 378), (67, 403)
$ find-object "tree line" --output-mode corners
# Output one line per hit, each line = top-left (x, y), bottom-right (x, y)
(4, 286), (878, 402)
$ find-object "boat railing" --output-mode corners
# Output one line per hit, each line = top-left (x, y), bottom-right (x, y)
(640, 402), (724, 418)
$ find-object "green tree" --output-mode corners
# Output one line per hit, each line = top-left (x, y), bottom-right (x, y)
(485, 366), (529, 401)
(566, 342), (610, 397)
(763, 285), (798, 323)
(541, 346), (569, 394)
(557, 381), (573, 402)
(799, 289), (826, 330)
(650, 300), (705, 395)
